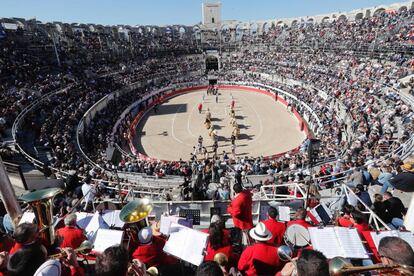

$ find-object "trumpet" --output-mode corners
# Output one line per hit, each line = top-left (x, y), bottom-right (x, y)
(329, 256), (414, 276)
(49, 240), (93, 259)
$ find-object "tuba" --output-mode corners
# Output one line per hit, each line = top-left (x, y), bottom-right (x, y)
(119, 198), (154, 225)
(119, 199), (154, 250)
(20, 187), (62, 245)
(329, 256), (414, 276)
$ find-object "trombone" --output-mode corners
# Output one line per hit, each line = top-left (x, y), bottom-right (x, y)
(329, 256), (414, 276)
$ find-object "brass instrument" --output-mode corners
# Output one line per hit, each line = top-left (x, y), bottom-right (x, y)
(128, 259), (158, 276)
(119, 199), (154, 249)
(277, 245), (297, 276)
(329, 256), (414, 275)
(49, 240), (93, 259)
(20, 187), (62, 245)
(119, 198), (153, 224)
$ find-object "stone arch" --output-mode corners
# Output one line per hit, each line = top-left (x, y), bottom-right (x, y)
(262, 22), (270, 33)
(235, 24), (244, 40)
(307, 18), (314, 23)
(355, 13), (364, 20)
(221, 24), (230, 32)
(250, 22), (258, 35)
(193, 26), (201, 40)
(178, 26), (186, 34)
(165, 26), (172, 34)
(322, 16), (330, 23)
(399, 6), (408, 13)
(374, 8), (386, 16)
(291, 20), (298, 27)
(338, 14), (347, 21)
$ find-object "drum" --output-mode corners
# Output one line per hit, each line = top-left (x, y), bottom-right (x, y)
(284, 224), (310, 248)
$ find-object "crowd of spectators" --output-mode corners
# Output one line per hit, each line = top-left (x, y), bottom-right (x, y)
(1, 5), (414, 276)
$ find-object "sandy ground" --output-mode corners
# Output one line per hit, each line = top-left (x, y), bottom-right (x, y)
(133, 88), (306, 161)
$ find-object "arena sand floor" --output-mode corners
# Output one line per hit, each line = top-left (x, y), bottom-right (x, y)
(133, 88), (306, 161)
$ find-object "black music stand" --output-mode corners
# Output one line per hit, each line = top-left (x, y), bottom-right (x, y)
(179, 209), (200, 225)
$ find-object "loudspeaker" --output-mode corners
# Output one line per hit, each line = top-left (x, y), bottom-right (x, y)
(209, 79), (217, 85)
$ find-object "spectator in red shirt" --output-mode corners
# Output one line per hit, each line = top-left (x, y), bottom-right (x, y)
(227, 183), (253, 231)
(287, 208), (311, 229)
(238, 222), (282, 276)
(56, 213), (87, 249)
(261, 206), (286, 246)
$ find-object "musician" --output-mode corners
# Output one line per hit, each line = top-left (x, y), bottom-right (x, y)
(95, 246), (129, 276)
(132, 227), (175, 268)
(227, 183), (253, 231)
(378, 237), (414, 267)
(196, 261), (224, 276)
(350, 210), (370, 235)
(276, 249), (329, 276)
(9, 223), (39, 254)
(8, 243), (84, 276)
(336, 204), (354, 227)
(261, 207), (286, 246)
(0, 229), (15, 253)
(238, 222), (282, 276)
(7, 243), (48, 276)
(204, 223), (235, 265)
(286, 208), (311, 229)
(34, 248), (84, 276)
(56, 213), (87, 249)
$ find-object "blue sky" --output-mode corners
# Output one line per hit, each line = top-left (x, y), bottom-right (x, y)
(0, 0), (404, 26)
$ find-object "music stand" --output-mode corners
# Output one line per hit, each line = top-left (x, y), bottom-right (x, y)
(179, 209), (200, 225)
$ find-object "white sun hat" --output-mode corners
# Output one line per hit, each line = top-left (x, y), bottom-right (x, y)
(249, 222), (272, 242)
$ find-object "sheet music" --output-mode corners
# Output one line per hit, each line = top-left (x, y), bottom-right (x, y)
(335, 227), (368, 259)
(101, 210), (125, 228)
(85, 212), (109, 240)
(76, 212), (94, 229)
(163, 223), (208, 266)
(278, 206), (291, 222)
(308, 227), (342, 259)
(93, 229), (124, 253)
(19, 212), (35, 225)
(159, 215), (182, 235)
